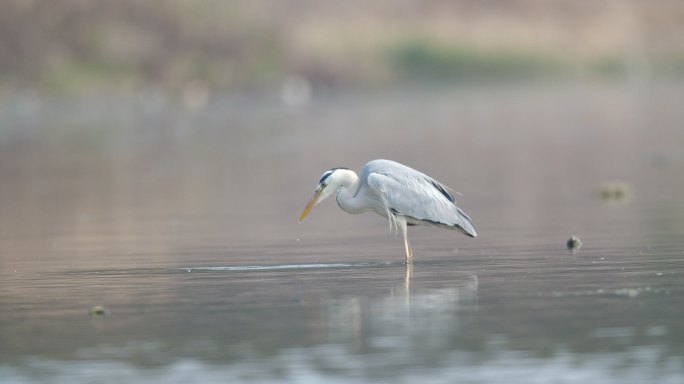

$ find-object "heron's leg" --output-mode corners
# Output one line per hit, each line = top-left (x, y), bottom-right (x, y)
(405, 263), (413, 286)
(404, 237), (414, 265)
(398, 218), (413, 264)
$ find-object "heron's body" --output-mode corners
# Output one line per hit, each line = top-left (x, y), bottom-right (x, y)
(300, 159), (477, 264)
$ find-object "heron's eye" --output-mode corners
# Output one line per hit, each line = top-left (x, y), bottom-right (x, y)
(318, 170), (335, 185)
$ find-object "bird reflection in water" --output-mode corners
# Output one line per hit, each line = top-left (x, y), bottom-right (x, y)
(322, 266), (478, 347)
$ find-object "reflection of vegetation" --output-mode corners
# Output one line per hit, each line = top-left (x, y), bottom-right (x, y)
(598, 181), (633, 204)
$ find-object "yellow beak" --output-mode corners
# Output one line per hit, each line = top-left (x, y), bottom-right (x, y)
(299, 190), (322, 222)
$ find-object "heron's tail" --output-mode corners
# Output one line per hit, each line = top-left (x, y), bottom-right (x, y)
(455, 207), (477, 238)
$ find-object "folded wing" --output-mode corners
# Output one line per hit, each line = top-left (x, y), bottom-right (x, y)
(363, 160), (477, 237)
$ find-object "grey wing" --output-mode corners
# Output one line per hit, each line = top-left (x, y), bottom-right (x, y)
(364, 161), (477, 237)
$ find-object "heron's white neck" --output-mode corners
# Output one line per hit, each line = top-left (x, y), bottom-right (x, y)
(334, 170), (365, 214)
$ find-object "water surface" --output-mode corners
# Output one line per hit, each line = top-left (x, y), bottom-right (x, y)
(1, 83), (684, 383)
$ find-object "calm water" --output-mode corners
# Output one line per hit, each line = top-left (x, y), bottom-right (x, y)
(1, 83), (684, 383)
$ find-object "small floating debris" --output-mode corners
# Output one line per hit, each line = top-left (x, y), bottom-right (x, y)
(566, 235), (582, 252)
(598, 181), (633, 204)
(89, 305), (111, 317)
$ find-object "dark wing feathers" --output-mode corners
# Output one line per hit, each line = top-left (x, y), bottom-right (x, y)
(362, 159), (477, 237)
(427, 178), (455, 203)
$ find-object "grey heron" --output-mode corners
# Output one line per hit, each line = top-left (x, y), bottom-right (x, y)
(299, 159), (477, 264)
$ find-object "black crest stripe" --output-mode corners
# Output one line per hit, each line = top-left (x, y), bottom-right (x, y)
(319, 167), (350, 185)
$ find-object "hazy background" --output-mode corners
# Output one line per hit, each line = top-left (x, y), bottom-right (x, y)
(2, 0), (684, 94)
(2, 0), (684, 249)
(2, 2), (684, 383)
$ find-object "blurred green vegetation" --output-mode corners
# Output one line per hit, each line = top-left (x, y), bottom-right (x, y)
(0, 0), (286, 93)
(387, 38), (565, 81)
(2, 0), (684, 94)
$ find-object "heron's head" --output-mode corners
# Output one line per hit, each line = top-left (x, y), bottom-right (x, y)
(299, 167), (351, 221)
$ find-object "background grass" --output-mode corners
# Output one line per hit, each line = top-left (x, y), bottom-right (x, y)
(2, 0), (684, 94)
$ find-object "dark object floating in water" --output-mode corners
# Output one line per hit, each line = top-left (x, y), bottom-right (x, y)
(567, 236), (582, 252)
(598, 181), (633, 204)
(89, 305), (110, 317)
